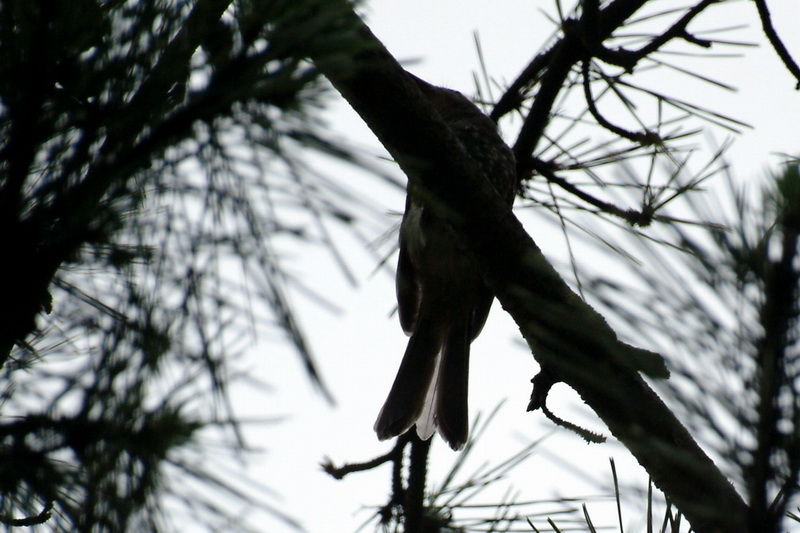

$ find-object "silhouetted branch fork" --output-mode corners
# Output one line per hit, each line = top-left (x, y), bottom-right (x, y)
(496, 0), (656, 162)
(591, 0), (721, 70)
(492, 0), (723, 175)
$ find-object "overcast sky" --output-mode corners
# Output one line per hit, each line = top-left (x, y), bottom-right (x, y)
(224, 1), (800, 531)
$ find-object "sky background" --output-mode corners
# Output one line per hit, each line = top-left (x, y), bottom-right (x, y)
(217, 1), (800, 531)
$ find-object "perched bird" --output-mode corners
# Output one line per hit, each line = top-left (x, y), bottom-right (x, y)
(374, 74), (517, 450)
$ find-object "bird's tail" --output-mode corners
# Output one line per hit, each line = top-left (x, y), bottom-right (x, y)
(374, 320), (442, 441)
(374, 320), (471, 451)
(433, 324), (469, 450)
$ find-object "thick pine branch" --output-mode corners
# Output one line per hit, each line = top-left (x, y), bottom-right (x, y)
(309, 3), (749, 532)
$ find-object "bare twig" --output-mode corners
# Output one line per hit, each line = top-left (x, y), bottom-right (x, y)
(581, 59), (662, 145)
(592, 0), (721, 71)
(321, 436), (405, 480)
(753, 0), (800, 89)
(531, 158), (656, 226)
(507, 0), (659, 172)
(0, 501), (53, 527)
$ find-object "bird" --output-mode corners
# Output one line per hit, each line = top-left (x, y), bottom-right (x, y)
(374, 74), (517, 450)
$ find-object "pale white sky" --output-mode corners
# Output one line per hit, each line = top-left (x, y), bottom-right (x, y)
(227, 1), (800, 531)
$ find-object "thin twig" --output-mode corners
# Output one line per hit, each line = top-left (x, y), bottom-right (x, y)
(753, 0), (800, 89)
(0, 502), (52, 527)
(581, 59), (661, 145)
(531, 158), (656, 226)
(593, 0), (721, 71)
(321, 436), (406, 479)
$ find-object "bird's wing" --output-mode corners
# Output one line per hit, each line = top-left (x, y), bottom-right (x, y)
(396, 197), (420, 335)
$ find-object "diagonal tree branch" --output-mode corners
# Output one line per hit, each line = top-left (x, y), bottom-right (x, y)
(308, 3), (749, 532)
